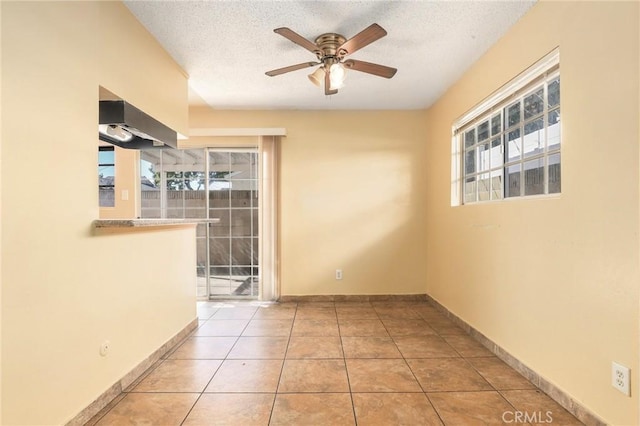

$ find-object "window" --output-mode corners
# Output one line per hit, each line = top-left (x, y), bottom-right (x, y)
(454, 50), (560, 204)
(98, 146), (115, 207)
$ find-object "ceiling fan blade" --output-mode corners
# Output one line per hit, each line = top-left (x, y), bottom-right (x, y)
(274, 27), (321, 55)
(265, 62), (319, 77)
(343, 59), (397, 78)
(324, 66), (338, 95)
(337, 23), (387, 57)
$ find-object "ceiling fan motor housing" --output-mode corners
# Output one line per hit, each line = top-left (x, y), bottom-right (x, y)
(314, 33), (347, 64)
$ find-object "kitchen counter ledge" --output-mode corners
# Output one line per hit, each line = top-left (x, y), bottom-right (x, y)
(93, 218), (219, 230)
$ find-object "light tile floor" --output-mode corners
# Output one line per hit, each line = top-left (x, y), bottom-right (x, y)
(89, 301), (584, 425)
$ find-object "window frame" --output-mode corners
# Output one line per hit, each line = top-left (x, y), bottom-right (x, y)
(98, 145), (115, 208)
(451, 49), (560, 206)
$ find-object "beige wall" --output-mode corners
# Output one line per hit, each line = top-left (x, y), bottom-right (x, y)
(0, 2), (3, 420)
(1, 2), (193, 425)
(424, 2), (639, 424)
(189, 109), (428, 296)
(1, 1), (636, 424)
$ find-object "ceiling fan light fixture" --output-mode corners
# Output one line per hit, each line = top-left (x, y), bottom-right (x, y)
(307, 67), (325, 87)
(329, 63), (346, 90)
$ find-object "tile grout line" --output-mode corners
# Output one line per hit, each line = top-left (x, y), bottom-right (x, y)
(417, 304), (468, 426)
(421, 309), (504, 398)
(88, 301), (577, 425)
(83, 391), (126, 426)
(379, 305), (448, 426)
(418, 303), (585, 425)
(267, 303), (298, 425)
(180, 304), (258, 425)
(338, 305), (359, 426)
(425, 296), (601, 425)
(414, 305), (524, 419)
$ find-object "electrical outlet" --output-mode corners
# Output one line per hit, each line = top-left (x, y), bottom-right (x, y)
(335, 269), (343, 280)
(612, 362), (630, 396)
(100, 340), (111, 357)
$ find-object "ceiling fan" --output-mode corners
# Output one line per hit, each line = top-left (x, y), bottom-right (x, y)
(265, 23), (397, 95)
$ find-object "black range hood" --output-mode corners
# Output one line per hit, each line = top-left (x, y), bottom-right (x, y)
(98, 100), (177, 150)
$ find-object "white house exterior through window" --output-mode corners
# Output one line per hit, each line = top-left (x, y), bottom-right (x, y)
(453, 49), (560, 204)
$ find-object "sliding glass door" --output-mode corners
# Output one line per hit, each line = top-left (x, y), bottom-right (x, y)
(207, 151), (259, 297)
(139, 148), (260, 299)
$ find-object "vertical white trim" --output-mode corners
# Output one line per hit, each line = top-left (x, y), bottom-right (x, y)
(204, 150), (211, 298)
(451, 132), (462, 206)
(159, 152), (166, 218)
(258, 136), (279, 301)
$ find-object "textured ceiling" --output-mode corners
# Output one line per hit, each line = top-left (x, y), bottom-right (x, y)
(124, 1), (536, 110)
